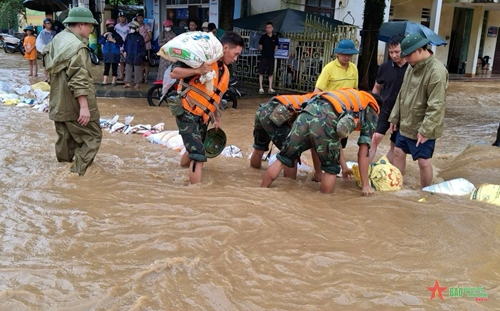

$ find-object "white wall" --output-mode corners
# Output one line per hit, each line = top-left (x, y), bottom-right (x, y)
(435, 5), (454, 66)
(392, 0), (433, 21)
(333, 0), (391, 63)
(334, 0), (364, 28)
(391, 0), (453, 66)
(250, 0), (303, 14)
(482, 10), (500, 70)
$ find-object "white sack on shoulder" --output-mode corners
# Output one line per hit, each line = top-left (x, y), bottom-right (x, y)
(160, 32), (222, 94)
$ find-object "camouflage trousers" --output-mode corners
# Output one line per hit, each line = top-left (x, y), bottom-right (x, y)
(277, 101), (342, 175)
(253, 100), (292, 151)
(176, 111), (208, 162)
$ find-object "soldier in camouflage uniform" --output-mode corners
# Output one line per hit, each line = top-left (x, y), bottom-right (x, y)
(261, 89), (382, 195)
(250, 93), (322, 180)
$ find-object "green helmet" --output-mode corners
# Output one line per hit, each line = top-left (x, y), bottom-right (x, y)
(204, 128), (227, 158)
(400, 33), (430, 57)
(63, 7), (98, 25)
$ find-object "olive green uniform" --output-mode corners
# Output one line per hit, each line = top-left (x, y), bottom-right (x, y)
(44, 27), (102, 175)
(277, 99), (378, 174)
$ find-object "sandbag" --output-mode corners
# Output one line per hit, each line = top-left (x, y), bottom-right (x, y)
(159, 32), (223, 93)
(422, 178), (476, 196)
(146, 130), (185, 152)
(470, 184), (500, 207)
(31, 81), (51, 92)
(159, 32), (223, 68)
(352, 155), (403, 191)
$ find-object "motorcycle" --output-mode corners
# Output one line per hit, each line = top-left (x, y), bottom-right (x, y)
(225, 76), (242, 109)
(147, 75), (242, 109)
(147, 79), (179, 107)
(148, 47), (160, 67)
(0, 34), (25, 55)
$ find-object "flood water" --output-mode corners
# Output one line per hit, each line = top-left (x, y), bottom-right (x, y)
(0, 52), (499, 311)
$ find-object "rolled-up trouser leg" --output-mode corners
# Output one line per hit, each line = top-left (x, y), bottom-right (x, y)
(64, 120), (102, 175)
(54, 121), (77, 163)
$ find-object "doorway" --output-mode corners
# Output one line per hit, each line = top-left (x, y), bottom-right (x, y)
(447, 7), (473, 74)
(492, 35), (500, 73)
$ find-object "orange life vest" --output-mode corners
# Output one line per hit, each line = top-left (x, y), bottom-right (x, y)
(272, 93), (317, 110)
(177, 61), (230, 124)
(317, 89), (380, 131)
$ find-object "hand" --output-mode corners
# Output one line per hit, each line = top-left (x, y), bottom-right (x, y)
(78, 106), (91, 126)
(312, 171), (322, 182)
(389, 123), (398, 132)
(361, 185), (375, 196)
(122, 52), (127, 58)
(196, 62), (211, 75)
(213, 119), (220, 130)
(342, 168), (353, 182)
(416, 133), (428, 147)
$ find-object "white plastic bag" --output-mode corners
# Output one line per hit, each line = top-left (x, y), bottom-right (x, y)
(162, 65), (177, 95)
(13, 85), (31, 96)
(221, 145), (243, 158)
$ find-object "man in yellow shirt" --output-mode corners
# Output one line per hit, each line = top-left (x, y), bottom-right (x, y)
(311, 39), (359, 182)
(314, 39), (358, 92)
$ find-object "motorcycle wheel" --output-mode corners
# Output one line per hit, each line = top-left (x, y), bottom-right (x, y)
(149, 55), (160, 67)
(223, 91), (238, 109)
(4, 46), (13, 53)
(147, 84), (164, 106)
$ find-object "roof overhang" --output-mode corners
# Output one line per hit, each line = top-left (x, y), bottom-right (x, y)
(443, 0), (500, 11)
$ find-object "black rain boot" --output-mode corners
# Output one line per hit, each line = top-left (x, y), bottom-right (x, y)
(493, 122), (500, 147)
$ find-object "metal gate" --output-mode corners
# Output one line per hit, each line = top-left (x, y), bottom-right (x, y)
(233, 15), (358, 93)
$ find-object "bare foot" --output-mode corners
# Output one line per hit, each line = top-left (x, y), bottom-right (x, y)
(123, 84), (131, 88)
(134, 84), (140, 89)
(28, 74), (33, 76)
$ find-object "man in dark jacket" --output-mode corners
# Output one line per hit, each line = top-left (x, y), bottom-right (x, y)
(98, 18), (123, 86)
(43, 7), (101, 176)
(123, 21), (146, 89)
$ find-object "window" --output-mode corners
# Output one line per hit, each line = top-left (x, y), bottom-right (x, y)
(166, 0), (208, 4)
(421, 7), (431, 27)
(306, 0), (335, 17)
(306, 0), (335, 7)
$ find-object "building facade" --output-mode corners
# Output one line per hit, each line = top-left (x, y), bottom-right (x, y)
(120, 0), (500, 76)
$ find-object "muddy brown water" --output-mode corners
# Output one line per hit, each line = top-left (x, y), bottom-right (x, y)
(0, 52), (499, 310)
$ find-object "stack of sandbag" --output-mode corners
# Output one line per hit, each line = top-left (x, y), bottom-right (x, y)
(159, 31), (223, 94)
(352, 155), (403, 191)
(0, 81), (50, 111)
